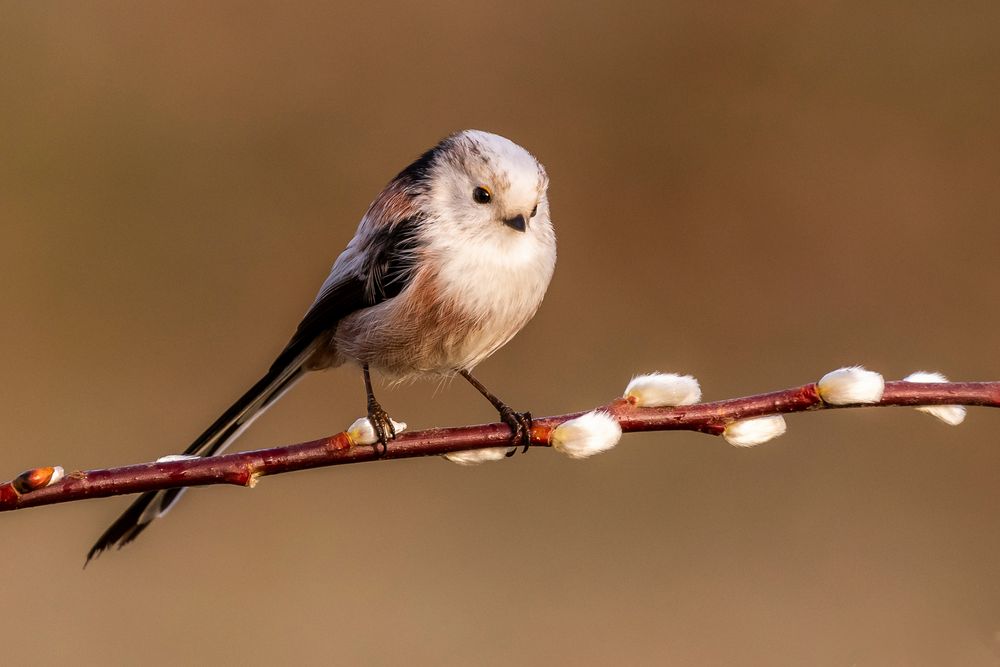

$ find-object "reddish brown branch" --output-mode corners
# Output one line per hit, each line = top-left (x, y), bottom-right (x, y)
(2, 380), (999, 512)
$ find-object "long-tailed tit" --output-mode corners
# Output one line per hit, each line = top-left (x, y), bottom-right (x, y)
(87, 130), (555, 562)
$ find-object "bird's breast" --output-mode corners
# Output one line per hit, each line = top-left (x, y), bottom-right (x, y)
(333, 229), (555, 380)
(430, 232), (556, 367)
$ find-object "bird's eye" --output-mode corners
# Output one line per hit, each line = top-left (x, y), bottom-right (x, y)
(472, 186), (492, 204)
(531, 204), (538, 217)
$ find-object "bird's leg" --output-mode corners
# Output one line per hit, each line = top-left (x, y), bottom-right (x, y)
(459, 370), (532, 454)
(363, 363), (395, 455)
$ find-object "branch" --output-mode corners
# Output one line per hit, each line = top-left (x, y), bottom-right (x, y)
(3, 369), (998, 512)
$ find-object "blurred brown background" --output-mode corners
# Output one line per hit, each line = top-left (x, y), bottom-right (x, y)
(2, 1), (1000, 665)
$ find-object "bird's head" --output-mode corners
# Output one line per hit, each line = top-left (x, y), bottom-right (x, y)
(412, 130), (551, 244)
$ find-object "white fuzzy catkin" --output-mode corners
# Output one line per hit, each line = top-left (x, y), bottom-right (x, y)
(723, 415), (787, 447)
(903, 371), (967, 426)
(156, 454), (202, 463)
(624, 372), (702, 407)
(817, 366), (885, 405)
(346, 417), (408, 446)
(550, 411), (622, 459)
(443, 447), (511, 465)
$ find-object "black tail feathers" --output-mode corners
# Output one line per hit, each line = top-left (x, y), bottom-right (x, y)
(85, 348), (310, 565)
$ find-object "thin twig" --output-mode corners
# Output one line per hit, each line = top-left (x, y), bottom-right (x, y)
(2, 380), (998, 512)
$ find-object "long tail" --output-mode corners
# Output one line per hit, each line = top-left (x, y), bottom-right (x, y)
(85, 344), (314, 564)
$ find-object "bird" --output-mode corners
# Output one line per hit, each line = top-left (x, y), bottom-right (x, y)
(86, 130), (556, 563)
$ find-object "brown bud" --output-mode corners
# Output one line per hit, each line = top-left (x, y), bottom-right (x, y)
(11, 466), (65, 494)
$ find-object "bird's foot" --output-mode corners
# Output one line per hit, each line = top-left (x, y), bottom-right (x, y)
(366, 398), (397, 456)
(499, 407), (532, 456)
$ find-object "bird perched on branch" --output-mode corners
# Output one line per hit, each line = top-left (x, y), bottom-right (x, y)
(87, 130), (556, 562)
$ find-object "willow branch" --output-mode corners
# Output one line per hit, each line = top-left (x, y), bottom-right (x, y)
(2, 379), (998, 512)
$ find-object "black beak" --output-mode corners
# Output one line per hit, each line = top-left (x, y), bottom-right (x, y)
(503, 214), (527, 232)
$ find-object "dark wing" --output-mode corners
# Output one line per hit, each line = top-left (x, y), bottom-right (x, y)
(365, 213), (424, 301)
(272, 274), (369, 372)
(282, 213), (425, 356)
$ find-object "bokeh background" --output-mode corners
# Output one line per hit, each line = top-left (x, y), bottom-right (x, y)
(3, 2), (1000, 664)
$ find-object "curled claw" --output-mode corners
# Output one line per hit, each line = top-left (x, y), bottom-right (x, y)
(366, 398), (396, 456)
(499, 408), (532, 455)
(458, 369), (532, 457)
